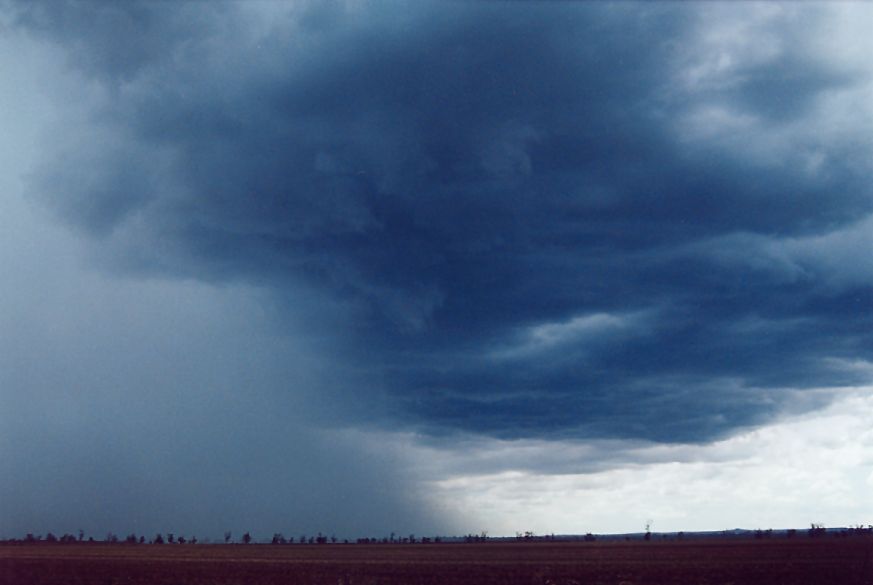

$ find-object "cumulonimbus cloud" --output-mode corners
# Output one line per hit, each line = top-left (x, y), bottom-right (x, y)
(11, 0), (873, 444)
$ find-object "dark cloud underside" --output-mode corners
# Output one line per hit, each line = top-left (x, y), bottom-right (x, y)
(14, 1), (873, 442)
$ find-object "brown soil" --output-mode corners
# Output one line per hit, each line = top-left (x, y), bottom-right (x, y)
(1, 538), (870, 584)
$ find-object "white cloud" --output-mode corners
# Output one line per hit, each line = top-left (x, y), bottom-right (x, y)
(488, 310), (653, 361)
(672, 2), (790, 93)
(671, 3), (873, 174)
(347, 387), (873, 535)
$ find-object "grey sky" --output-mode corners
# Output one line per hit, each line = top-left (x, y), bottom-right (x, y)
(2, 1), (872, 538)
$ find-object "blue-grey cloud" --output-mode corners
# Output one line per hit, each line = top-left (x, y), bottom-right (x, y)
(11, 1), (873, 446)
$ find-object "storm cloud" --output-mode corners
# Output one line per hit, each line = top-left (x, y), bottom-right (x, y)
(3, 0), (873, 537)
(9, 1), (873, 444)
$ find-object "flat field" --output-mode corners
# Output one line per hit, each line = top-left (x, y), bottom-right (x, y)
(1, 539), (871, 585)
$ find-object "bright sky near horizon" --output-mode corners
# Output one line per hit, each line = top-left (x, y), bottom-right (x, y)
(1, 1), (872, 540)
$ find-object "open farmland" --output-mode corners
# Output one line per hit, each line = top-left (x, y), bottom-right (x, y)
(1, 539), (871, 585)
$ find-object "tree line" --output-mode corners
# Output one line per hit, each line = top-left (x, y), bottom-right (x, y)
(3, 524), (871, 545)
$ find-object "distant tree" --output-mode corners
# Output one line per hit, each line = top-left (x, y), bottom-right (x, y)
(272, 533), (287, 545)
(125, 534), (137, 544)
(45, 533), (57, 543)
(178, 536), (186, 544)
(224, 531), (232, 544)
(153, 534), (164, 544)
(139, 536), (145, 544)
(78, 529), (85, 542)
(242, 532), (252, 545)
(107, 533), (119, 544)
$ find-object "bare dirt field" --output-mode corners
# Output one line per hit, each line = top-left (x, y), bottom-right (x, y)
(1, 538), (871, 585)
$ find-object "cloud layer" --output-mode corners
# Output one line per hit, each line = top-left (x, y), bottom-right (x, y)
(411, 387), (873, 535)
(9, 1), (873, 445)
